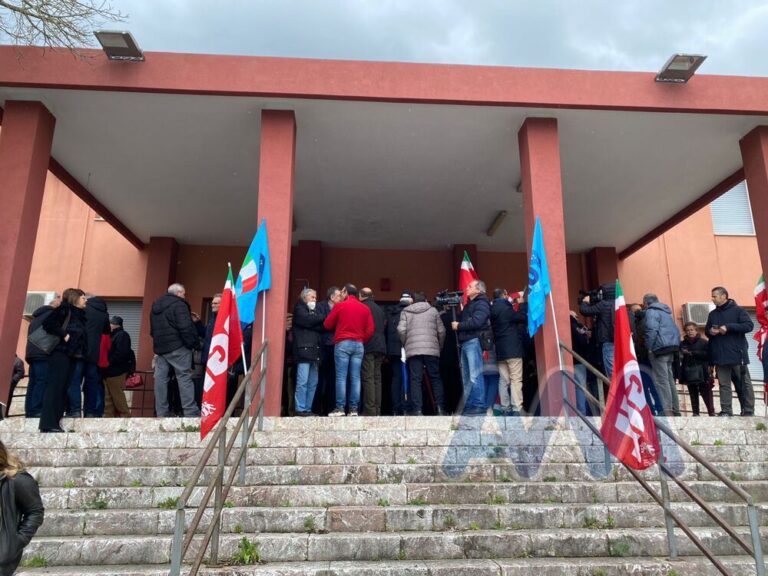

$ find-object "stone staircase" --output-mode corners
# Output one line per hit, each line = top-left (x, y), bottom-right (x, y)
(2, 415), (767, 575)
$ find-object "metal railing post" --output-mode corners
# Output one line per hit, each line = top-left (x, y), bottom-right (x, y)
(258, 345), (267, 430)
(210, 432), (226, 565)
(239, 370), (251, 485)
(169, 506), (186, 576)
(747, 503), (766, 576)
(656, 428), (678, 559)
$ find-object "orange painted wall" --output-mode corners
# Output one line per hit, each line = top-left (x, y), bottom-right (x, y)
(175, 244), (249, 315)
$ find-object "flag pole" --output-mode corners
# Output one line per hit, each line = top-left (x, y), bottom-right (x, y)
(548, 292), (564, 372)
(230, 261), (249, 377)
(261, 292), (267, 343)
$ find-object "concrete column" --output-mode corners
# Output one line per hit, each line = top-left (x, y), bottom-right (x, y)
(518, 117), (572, 416)
(136, 237), (179, 373)
(585, 247), (619, 289)
(256, 110), (296, 417)
(452, 244), (478, 289)
(740, 126), (768, 279)
(0, 101), (55, 411)
(290, 240), (322, 298)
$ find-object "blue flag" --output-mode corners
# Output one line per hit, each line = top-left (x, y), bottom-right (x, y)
(527, 217), (551, 337)
(235, 219), (272, 325)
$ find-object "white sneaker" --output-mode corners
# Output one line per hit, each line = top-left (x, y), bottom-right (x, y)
(328, 409), (345, 417)
(348, 410), (358, 417)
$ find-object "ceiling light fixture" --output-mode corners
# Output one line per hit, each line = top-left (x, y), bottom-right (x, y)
(94, 31), (145, 61)
(486, 210), (508, 237)
(655, 53), (706, 83)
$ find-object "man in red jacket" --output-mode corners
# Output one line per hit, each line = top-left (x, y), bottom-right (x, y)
(323, 284), (374, 416)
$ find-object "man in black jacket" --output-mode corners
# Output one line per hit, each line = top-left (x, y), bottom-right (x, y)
(451, 279), (491, 415)
(83, 294), (111, 417)
(360, 287), (387, 416)
(102, 316), (133, 418)
(580, 282), (616, 378)
(313, 286), (342, 415)
(706, 286), (755, 416)
(385, 293), (412, 415)
(491, 288), (527, 416)
(24, 293), (61, 417)
(150, 283), (201, 417)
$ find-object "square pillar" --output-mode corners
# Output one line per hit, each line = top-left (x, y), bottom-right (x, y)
(256, 110), (296, 417)
(518, 118), (572, 416)
(0, 101), (55, 410)
(740, 126), (768, 278)
(585, 247), (619, 289)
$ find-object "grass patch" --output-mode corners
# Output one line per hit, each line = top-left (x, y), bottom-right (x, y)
(583, 516), (601, 529)
(21, 555), (48, 568)
(713, 439), (725, 446)
(63, 480), (76, 489)
(609, 540), (631, 557)
(391, 441), (401, 448)
(397, 549), (407, 561)
(406, 457), (417, 465)
(493, 520), (505, 530)
(158, 496), (180, 510)
(543, 496), (559, 504)
(130, 479), (142, 487)
(468, 521), (480, 530)
(729, 472), (743, 482)
(248, 441), (259, 448)
(117, 428), (128, 433)
(179, 424), (201, 433)
(690, 440), (701, 446)
(756, 422), (766, 432)
(231, 537), (260, 565)
(605, 514), (616, 529)
(408, 496), (428, 506)
(159, 479), (170, 487)
(304, 515), (317, 533)
(377, 498), (390, 507)
(443, 514), (456, 529)
(485, 495), (507, 505)
(224, 500), (235, 508)
(347, 441), (360, 448)
(86, 498), (108, 510)
(234, 523), (243, 534)
(542, 476), (557, 482)
(544, 424), (556, 431)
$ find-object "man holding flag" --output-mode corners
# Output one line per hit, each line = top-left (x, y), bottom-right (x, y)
(201, 267), (243, 439)
(600, 280), (659, 470)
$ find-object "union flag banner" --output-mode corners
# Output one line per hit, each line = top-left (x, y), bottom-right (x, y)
(600, 280), (659, 470)
(235, 219), (272, 325)
(201, 267), (243, 440)
(753, 274), (767, 360)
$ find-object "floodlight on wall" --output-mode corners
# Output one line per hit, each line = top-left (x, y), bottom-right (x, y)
(486, 210), (508, 237)
(655, 53), (706, 83)
(94, 31), (145, 61)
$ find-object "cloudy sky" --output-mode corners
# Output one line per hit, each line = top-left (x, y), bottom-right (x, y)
(102, 0), (768, 76)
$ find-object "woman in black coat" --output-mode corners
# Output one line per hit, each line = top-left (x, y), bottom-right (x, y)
(292, 288), (326, 416)
(38, 288), (88, 433)
(679, 322), (715, 416)
(0, 440), (44, 575)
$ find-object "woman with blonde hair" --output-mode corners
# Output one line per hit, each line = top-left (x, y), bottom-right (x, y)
(0, 440), (44, 575)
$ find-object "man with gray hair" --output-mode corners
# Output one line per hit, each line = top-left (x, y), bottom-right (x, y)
(451, 279), (491, 415)
(150, 283), (201, 417)
(642, 293), (681, 416)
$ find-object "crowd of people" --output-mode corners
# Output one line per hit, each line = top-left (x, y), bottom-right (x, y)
(11, 278), (766, 427)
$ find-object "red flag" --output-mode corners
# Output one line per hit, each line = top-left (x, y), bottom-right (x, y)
(201, 268), (243, 440)
(458, 251), (479, 304)
(753, 275), (768, 404)
(600, 280), (660, 470)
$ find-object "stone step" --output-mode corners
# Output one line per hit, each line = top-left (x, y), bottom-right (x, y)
(26, 459), (768, 489)
(19, 527), (768, 566)
(13, 556), (765, 576)
(36, 480), (768, 511)
(35, 502), (768, 538)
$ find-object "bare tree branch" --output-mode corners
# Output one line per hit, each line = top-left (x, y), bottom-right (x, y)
(0, 0), (126, 53)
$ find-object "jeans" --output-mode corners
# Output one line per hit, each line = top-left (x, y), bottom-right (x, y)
(573, 363), (588, 415)
(26, 360), (49, 417)
(66, 360), (83, 416)
(334, 340), (364, 411)
(294, 361), (319, 414)
(650, 351), (679, 415)
(155, 347), (200, 417)
(483, 372), (499, 409)
(82, 361), (104, 417)
(459, 338), (486, 413)
(601, 342), (615, 379)
(639, 362), (663, 416)
(407, 355), (446, 414)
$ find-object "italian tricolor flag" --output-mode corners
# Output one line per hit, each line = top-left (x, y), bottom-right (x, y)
(600, 280), (659, 470)
(239, 253), (258, 294)
(459, 251), (479, 304)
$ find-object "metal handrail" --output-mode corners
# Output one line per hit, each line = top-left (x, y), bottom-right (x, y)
(558, 341), (764, 576)
(169, 340), (268, 576)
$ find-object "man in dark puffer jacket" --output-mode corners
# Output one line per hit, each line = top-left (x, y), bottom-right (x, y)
(705, 286), (755, 416)
(83, 295), (110, 417)
(580, 282), (616, 378)
(150, 283), (201, 417)
(643, 293), (681, 416)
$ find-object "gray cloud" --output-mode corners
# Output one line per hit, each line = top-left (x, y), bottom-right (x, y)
(110, 0), (768, 75)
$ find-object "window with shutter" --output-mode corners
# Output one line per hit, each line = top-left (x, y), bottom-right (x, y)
(103, 300), (143, 359)
(710, 181), (755, 236)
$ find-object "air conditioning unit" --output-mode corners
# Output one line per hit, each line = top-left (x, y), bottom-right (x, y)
(682, 302), (714, 326)
(23, 291), (58, 317)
